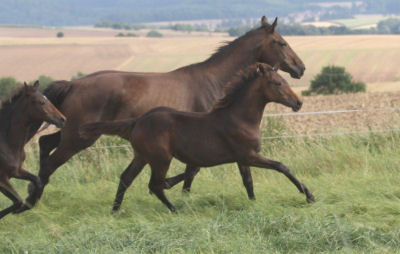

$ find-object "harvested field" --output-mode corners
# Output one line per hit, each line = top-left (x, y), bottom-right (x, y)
(0, 27), (399, 87)
(264, 91), (400, 135)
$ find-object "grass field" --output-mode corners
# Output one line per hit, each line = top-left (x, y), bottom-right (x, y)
(1, 130), (400, 253)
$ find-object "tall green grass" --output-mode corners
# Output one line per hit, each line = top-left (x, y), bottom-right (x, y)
(0, 130), (399, 253)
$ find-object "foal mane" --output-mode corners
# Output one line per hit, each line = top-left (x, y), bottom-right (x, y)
(0, 87), (25, 129)
(212, 63), (261, 110)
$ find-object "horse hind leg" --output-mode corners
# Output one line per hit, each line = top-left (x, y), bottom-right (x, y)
(0, 178), (23, 219)
(148, 160), (176, 212)
(112, 155), (147, 212)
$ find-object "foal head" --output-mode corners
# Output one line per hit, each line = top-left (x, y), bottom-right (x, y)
(256, 63), (302, 112)
(21, 81), (66, 128)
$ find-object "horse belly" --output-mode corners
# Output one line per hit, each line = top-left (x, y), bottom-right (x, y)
(173, 136), (234, 167)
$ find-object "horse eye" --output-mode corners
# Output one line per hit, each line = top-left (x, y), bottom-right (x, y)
(279, 42), (287, 47)
(275, 82), (281, 86)
(39, 101), (45, 105)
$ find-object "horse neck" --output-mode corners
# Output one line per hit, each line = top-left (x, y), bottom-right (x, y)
(174, 34), (262, 110)
(215, 82), (267, 127)
(1, 103), (32, 152)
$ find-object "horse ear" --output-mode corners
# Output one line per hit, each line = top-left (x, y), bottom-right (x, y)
(270, 17), (278, 33)
(32, 80), (40, 90)
(261, 16), (268, 27)
(257, 64), (266, 75)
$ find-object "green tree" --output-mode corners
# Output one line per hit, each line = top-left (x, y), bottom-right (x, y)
(302, 66), (366, 96)
(0, 77), (21, 101)
(71, 72), (85, 80)
(56, 31), (64, 38)
(146, 30), (163, 37)
(29, 75), (54, 91)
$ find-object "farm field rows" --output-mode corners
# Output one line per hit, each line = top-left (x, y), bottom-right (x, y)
(0, 27), (400, 87)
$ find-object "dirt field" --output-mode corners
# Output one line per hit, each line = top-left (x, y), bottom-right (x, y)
(0, 27), (399, 85)
(264, 91), (400, 135)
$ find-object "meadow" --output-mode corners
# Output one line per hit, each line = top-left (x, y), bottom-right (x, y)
(1, 27), (400, 253)
(1, 129), (400, 253)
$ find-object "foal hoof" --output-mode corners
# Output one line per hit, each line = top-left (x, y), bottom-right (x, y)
(13, 203), (31, 214)
(306, 194), (316, 203)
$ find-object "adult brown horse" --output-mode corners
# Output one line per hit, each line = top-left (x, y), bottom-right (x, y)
(0, 82), (65, 219)
(80, 63), (315, 212)
(20, 16), (306, 212)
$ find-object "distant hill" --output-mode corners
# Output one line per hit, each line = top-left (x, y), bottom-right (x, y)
(0, 0), (399, 26)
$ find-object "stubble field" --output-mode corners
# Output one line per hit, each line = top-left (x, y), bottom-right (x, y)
(1, 27), (400, 253)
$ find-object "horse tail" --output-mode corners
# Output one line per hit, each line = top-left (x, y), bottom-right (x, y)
(79, 119), (136, 140)
(26, 80), (72, 142)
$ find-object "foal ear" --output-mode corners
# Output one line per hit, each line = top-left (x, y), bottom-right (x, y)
(256, 64), (266, 75)
(261, 16), (268, 27)
(269, 17), (278, 33)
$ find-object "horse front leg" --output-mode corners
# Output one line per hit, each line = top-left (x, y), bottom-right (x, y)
(247, 153), (315, 203)
(237, 163), (255, 200)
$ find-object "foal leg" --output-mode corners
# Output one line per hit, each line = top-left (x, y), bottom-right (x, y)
(248, 154), (315, 203)
(0, 178), (23, 219)
(112, 156), (147, 212)
(149, 161), (176, 212)
(182, 165), (200, 192)
(26, 132), (60, 200)
(237, 163), (255, 200)
(13, 168), (42, 213)
(25, 135), (97, 209)
(164, 164), (199, 191)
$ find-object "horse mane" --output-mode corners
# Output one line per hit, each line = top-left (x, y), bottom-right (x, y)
(0, 87), (25, 130)
(212, 63), (261, 110)
(207, 26), (266, 62)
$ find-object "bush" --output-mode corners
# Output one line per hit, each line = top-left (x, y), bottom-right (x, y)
(71, 72), (85, 80)
(29, 75), (54, 91)
(0, 77), (21, 101)
(56, 31), (64, 38)
(146, 30), (163, 38)
(302, 66), (366, 96)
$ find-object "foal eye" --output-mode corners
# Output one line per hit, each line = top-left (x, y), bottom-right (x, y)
(39, 101), (45, 105)
(279, 42), (287, 47)
(275, 82), (281, 86)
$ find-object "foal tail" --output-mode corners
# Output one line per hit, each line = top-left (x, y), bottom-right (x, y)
(79, 119), (136, 140)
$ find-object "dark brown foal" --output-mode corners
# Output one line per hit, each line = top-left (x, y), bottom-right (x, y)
(80, 63), (314, 212)
(0, 82), (66, 219)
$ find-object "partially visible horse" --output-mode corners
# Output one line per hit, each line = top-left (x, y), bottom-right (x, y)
(80, 63), (315, 212)
(23, 16), (306, 211)
(0, 82), (65, 219)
